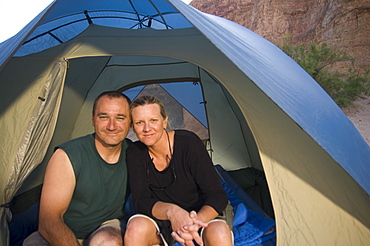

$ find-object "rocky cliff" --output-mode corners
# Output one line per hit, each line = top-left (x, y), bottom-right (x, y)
(190, 0), (370, 71)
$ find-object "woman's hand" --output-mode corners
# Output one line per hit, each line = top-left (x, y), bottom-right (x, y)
(171, 210), (209, 246)
(186, 210), (209, 229)
(152, 202), (210, 246)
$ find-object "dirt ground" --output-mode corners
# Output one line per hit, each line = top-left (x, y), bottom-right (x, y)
(342, 95), (370, 146)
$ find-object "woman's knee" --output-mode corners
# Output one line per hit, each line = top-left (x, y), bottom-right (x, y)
(124, 216), (157, 242)
(124, 216), (162, 245)
(207, 220), (230, 232)
(125, 216), (156, 239)
(203, 221), (233, 244)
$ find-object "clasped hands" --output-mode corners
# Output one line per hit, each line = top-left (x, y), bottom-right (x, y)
(171, 210), (208, 246)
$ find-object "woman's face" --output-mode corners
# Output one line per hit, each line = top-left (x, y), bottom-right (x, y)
(131, 103), (168, 147)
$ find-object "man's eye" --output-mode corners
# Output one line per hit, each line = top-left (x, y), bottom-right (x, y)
(135, 121), (142, 125)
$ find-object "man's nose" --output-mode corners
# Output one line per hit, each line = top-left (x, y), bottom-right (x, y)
(107, 118), (117, 130)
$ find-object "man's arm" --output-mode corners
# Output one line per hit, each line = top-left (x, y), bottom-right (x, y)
(38, 148), (80, 246)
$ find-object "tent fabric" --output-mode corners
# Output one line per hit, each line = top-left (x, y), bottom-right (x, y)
(1, 0), (370, 245)
(0, 59), (67, 244)
(13, 0), (194, 57)
(174, 5), (370, 194)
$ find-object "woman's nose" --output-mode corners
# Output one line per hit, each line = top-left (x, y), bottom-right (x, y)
(143, 122), (150, 132)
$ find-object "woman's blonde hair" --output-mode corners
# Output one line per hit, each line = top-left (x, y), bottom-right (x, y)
(130, 95), (167, 120)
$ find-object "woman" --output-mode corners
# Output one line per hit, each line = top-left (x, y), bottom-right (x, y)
(124, 95), (233, 246)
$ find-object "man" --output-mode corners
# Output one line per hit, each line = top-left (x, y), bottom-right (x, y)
(23, 91), (132, 245)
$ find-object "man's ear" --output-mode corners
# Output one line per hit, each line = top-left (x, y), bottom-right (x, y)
(92, 112), (95, 126)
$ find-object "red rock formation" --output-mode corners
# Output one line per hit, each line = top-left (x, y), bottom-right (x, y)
(190, 0), (370, 70)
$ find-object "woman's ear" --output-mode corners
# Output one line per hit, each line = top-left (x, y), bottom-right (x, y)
(163, 116), (169, 129)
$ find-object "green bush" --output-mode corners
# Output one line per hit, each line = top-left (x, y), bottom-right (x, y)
(279, 40), (370, 107)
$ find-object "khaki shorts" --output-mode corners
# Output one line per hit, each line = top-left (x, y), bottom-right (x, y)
(22, 219), (123, 245)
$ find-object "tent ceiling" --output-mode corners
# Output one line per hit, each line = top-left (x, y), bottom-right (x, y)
(15, 0), (193, 56)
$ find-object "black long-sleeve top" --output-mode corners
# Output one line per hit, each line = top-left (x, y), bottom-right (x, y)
(126, 130), (227, 218)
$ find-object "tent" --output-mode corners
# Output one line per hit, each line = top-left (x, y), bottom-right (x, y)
(1, 0), (369, 245)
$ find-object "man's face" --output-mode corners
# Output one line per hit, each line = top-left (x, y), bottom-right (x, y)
(92, 96), (131, 148)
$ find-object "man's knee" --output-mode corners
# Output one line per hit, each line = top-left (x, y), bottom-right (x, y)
(85, 226), (122, 246)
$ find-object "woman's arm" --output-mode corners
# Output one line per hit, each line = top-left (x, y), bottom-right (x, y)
(185, 131), (228, 216)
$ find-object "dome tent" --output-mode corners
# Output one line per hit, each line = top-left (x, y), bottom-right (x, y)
(0, 0), (369, 245)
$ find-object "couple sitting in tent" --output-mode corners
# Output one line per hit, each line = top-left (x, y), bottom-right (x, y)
(23, 91), (233, 246)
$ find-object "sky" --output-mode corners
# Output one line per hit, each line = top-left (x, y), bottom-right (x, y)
(0, 0), (192, 43)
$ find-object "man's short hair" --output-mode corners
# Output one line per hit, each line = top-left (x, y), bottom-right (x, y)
(93, 91), (131, 116)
